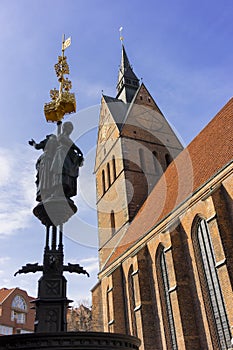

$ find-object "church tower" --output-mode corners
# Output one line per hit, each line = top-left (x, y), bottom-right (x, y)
(95, 44), (183, 269)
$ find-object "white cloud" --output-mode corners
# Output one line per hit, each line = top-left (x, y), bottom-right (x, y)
(69, 256), (99, 274)
(0, 256), (11, 264)
(80, 257), (99, 273)
(0, 146), (36, 237)
(0, 149), (13, 185)
(0, 257), (11, 277)
(80, 257), (98, 263)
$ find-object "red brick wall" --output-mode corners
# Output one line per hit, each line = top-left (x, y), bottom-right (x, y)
(93, 167), (233, 350)
(0, 288), (35, 335)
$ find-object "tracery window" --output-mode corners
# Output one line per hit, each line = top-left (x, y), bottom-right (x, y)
(194, 218), (231, 349)
(11, 295), (27, 324)
(157, 246), (178, 349)
(12, 295), (27, 311)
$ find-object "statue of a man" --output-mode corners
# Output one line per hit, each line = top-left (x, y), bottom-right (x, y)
(50, 122), (83, 198)
(29, 134), (58, 201)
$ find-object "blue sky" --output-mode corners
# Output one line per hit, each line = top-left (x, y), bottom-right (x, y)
(0, 0), (232, 305)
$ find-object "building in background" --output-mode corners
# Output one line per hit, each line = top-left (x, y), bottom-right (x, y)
(92, 44), (233, 350)
(67, 304), (92, 332)
(0, 287), (35, 335)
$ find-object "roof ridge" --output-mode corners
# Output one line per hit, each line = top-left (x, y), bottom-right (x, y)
(186, 97), (233, 149)
(0, 287), (16, 304)
(134, 96), (233, 220)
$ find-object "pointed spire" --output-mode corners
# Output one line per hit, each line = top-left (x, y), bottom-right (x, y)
(116, 44), (139, 103)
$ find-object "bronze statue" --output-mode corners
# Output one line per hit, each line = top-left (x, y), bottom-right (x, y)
(29, 122), (83, 201)
(50, 121), (83, 198)
(29, 134), (57, 201)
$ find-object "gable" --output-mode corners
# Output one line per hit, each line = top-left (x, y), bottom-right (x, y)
(134, 83), (164, 114)
(120, 84), (183, 150)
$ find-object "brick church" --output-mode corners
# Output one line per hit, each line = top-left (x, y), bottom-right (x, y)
(91, 44), (233, 350)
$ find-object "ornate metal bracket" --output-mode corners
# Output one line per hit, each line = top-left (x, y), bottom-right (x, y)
(63, 263), (90, 277)
(14, 262), (89, 277)
(14, 263), (43, 276)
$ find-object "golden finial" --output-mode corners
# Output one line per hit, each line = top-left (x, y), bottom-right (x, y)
(44, 35), (76, 123)
(119, 26), (124, 43)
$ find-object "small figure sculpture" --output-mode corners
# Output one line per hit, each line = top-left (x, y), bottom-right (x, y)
(29, 134), (57, 201)
(50, 121), (84, 198)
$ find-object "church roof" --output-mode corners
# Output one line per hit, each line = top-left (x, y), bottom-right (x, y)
(117, 45), (139, 83)
(104, 97), (233, 269)
(116, 45), (140, 103)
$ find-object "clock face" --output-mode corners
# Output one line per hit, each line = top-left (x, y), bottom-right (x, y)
(135, 112), (164, 131)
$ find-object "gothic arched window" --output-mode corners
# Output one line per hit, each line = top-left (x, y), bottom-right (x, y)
(12, 295), (27, 311)
(128, 266), (137, 336)
(106, 285), (112, 331)
(193, 218), (231, 349)
(102, 169), (106, 194)
(165, 153), (172, 168)
(107, 163), (111, 187)
(112, 156), (117, 181)
(156, 246), (178, 349)
(107, 162), (111, 188)
(11, 295), (27, 324)
(110, 210), (116, 236)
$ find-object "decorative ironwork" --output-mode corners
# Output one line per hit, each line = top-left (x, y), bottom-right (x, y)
(44, 36), (76, 122)
(50, 88), (59, 100)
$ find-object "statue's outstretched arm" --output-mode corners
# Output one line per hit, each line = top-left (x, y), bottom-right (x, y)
(28, 138), (47, 150)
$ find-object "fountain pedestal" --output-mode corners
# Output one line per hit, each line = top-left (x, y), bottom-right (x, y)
(0, 332), (141, 350)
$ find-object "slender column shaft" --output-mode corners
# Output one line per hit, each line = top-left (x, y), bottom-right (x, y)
(45, 225), (50, 249)
(52, 226), (57, 250)
(59, 224), (63, 250)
